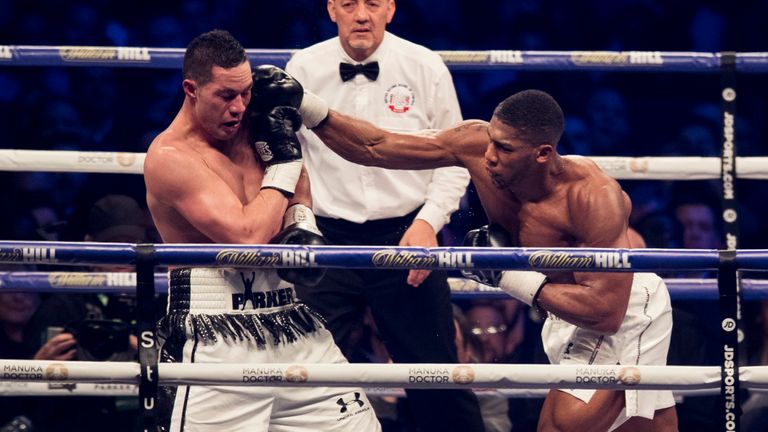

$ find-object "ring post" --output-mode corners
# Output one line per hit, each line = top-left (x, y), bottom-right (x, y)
(718, 51), (742, 432)
(718, 249), (741, 432)
(136, 244), (159, 432)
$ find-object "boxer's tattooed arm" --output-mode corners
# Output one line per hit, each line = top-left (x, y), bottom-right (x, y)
(315, 112), (485, 170)
(453, 123), (478, 133)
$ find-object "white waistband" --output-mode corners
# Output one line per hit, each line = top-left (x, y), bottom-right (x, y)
(168, 268), (296, 313)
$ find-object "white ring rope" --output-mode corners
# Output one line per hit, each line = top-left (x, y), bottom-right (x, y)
(0, 382), (138, 397)
(2, 150), (768, 180)
(0, 359), (736, 390)
(0, 150), (145, 174)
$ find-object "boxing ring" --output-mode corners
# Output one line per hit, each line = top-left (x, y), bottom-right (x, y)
(1, 46), (767, 431)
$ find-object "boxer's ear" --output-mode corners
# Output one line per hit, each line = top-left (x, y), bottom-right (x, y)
(536, 144), (554, 162)
(183, 79), (197, 99)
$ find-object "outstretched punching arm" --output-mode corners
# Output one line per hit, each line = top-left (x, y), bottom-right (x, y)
(251, 65), (483, 170)
(313, 110), (480, 170)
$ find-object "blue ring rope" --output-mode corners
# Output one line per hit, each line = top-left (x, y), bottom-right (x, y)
(1, 240), (764, 271)
(2, 272), (768, 300)
(2, 46), (768, 72)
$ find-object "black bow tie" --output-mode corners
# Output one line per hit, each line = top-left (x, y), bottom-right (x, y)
(339, 61), (379, 82)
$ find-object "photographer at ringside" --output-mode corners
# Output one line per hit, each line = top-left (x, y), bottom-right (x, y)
(28, 195), (150, 362)
(9, 194), (153, 432)
(0, 268), (62, 432)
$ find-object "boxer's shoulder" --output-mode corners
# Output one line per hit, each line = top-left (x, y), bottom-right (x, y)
(449, 120), (491, 151)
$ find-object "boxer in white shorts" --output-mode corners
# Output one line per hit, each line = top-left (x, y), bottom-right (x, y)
(542, 272), (675, 431)
(254, 80), (682, 430)
(143, 30), (381, 431)
(159, 267), (381, 432)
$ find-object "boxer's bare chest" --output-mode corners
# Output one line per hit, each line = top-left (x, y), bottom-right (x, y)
(475, 180), (576, 248)
(516, 201), (576, 247)
(479, 187), (579, 284)
(200, 144), (263, 203)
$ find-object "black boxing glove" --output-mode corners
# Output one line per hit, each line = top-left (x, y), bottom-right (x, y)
(250, 65), (304, 113)
(271, 204), (327, 287)
(462, 224), (548, 308)
(251, 65), (328, 129)
(461, 224), (512, 286)
(251, 106), (303, 197)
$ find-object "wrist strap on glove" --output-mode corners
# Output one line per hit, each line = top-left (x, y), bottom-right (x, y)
(261, 160), (303, 197)
(498, 271), (548, 308)
(300, 91), (329, 129)
(284, 204), (321, 235)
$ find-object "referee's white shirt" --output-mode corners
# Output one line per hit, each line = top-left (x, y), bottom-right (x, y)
(287, 32), (470, 232)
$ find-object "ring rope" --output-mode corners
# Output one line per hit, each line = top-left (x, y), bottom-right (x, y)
(0, 359), (726, 390)
(2, 150), (768, 181)
(2, 46), (768, 72)
(3, 271), (768, 300)
(1, 240), (756, 270)
(0, 382), (138, 397)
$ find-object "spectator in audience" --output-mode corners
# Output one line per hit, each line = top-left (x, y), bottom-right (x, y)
(453, 305), (512, 432)
(584, 87), (631, 155)
(466, 303), (513, 364)
(633, 202), (722, 432)
(0, 262), (137, 432)
(0, 285), (73, 431)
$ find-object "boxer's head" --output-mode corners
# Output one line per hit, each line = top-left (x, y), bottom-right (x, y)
(485, 90), (565, 189)
(182, 30), (252, 140)
(492, 89), (565, 148)
(183, 29), (247, 85)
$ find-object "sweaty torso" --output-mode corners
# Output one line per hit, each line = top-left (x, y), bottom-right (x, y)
(473, 171), (580, 248)
(145, 124), (263, 243)
(458, 131), (629, 284)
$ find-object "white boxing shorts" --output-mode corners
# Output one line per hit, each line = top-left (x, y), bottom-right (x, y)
(542, 272), (675, 431)
(159, 267), (381, 432)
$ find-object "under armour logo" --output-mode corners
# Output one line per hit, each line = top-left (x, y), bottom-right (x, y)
(239, 271), (256, 310)
(336, 392), (364, 413)
(563, 342), (574, 359)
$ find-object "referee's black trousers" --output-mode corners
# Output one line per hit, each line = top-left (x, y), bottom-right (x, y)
(295, 210), (485, 432)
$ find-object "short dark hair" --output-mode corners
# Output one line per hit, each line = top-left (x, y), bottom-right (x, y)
(87, 194), (147, 242)
(493, 89), (565, 147)
(183, 29), (247, 85)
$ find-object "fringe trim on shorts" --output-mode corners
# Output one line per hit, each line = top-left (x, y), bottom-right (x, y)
(157, 302), (326, 348)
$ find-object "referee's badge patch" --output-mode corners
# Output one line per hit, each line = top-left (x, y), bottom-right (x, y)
(384, 83), (415, 113)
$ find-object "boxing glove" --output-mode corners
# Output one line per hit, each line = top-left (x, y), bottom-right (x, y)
(250, 65), (304, 113)
(271, 204), (327, 287)
(250, 106), (303, 197)
(250, 65), (328, 129)
(461, 224), (512, 286)
(462, 224), (548, 308)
